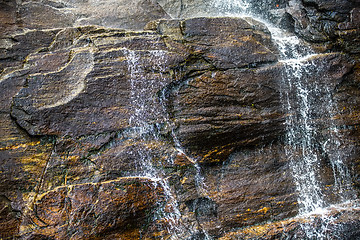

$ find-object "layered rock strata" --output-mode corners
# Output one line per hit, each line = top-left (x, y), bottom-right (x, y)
(0, 0), (360, 239)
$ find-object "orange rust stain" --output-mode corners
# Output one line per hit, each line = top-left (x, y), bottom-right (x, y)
(0, 141), (41, 151)
(256, 206), (270, 214)
(206, 55), (217, 58)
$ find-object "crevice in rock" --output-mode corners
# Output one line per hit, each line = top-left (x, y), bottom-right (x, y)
(32, 136), (57, 208)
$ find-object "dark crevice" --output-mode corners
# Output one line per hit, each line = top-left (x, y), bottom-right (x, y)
(301, 0), (320, 10)
(179, 0), (184, 18)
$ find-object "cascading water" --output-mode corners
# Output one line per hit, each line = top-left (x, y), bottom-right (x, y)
(124, 48), (184, 238)
(282, 57), (327, 214)
(208, 0), (356, 238)
(269, 29), (330, 215)
(268, 15), (356, 218)
(278, 49), (357, 238)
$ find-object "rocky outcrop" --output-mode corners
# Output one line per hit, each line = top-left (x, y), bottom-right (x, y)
(1, 1), (360, 239)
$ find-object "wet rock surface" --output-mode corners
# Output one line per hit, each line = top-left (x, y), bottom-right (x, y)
(220, 201), (360, 240)
(0, 0), (169, 35)
(158, 0), (360, 55)
(0, 1), (360, 239)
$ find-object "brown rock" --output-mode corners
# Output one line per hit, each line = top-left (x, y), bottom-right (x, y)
(0, 195), (21, 239)
(0, 0), (18, 37)
(19, 2), (76, 29)
(10, 28), (183, 137)
(194, 144), (298, 236)
(168, 65), (285, 163)
(22, 177), (169, 239)
(0, 29), (59, 72)
(1, 12), (360, 240)
(182, 17), (278, 69)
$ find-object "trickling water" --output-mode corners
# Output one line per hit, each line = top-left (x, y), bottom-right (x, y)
(125, 48), (176, 176)
(124, 48), (185, 238)
(125, 49), (158, 177)
(159, 87), (211, 238)
(321, 85), (356, 202)
(159, 85), (209, 198)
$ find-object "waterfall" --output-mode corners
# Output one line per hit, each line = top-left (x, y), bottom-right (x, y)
(271, 28), (328, 214)
(208, 0), (356, 238)
(276, 44), (356, 238)
(268, 17), (356, 215)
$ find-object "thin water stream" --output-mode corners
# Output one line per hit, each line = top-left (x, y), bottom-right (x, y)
(125, 48), (185, 238)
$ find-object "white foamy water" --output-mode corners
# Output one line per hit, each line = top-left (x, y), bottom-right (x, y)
(211, 0), (250, 16)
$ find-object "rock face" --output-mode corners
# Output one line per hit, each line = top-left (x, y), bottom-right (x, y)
(1, 0), (169, 34)
(158, 0), (360, 54)
(1, 0), (360, 239)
